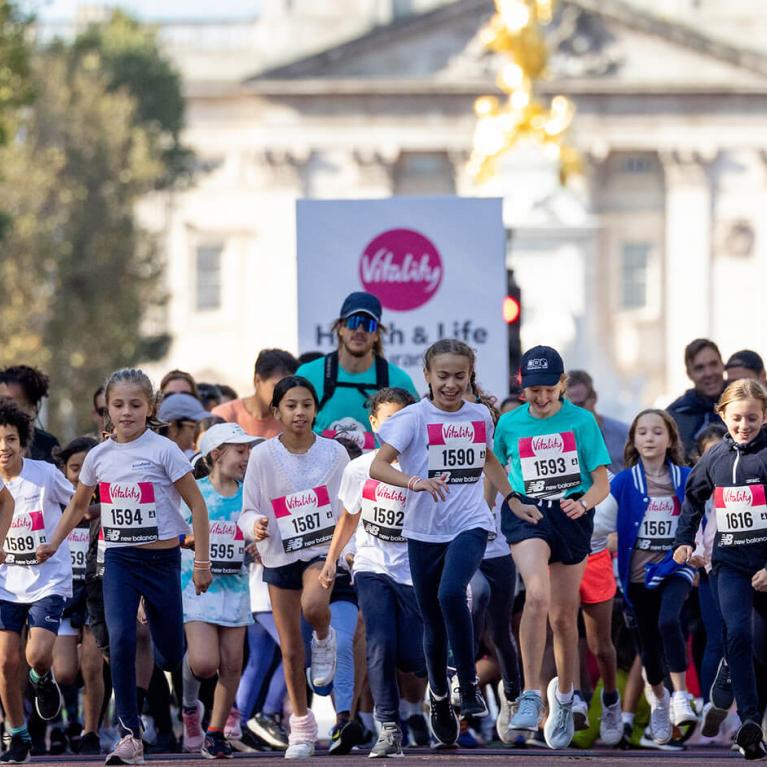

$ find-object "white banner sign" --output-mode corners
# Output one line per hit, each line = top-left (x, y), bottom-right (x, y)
(296, 196), (509, 399)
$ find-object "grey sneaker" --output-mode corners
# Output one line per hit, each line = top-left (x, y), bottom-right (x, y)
(543, 677), (575, 749)
(700, 701), (728, 738)
(105, 734), (144, 765)
(645, 686), (672, 745)
(509, 690), (544, 732)
(572, 692), (589, 731)
(368, 723), (403, 758)
(599, 692), (623, 746)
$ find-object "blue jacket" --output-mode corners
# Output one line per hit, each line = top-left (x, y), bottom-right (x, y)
(594, 461), (692, 607)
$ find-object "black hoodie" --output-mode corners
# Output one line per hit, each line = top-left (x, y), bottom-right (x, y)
(667, 388), (723, 459)
(675, 429), (767, 575)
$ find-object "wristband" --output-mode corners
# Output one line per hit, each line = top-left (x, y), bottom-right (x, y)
(504, 491), (520, 506)
(194, 559), (210, 564)
(578, 499), (589, 512)
(407, 476), (421, 491)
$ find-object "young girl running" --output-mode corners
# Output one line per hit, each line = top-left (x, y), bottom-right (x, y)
(319, 386), (424, 757)
(494, 346), (610, 750)
(675, 379), (767, 761)
(180, 423), (257, 758)
(238, 375), (348, 759)
(369, 340), (519, 747)
(0, 401), (74, 765)
(37, 368), (211, 766)
(594, 409), (696, 745)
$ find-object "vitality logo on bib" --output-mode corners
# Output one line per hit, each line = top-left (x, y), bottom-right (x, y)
(272, 486), (335, 554)
(715, 484), (767, 546)
(361, 479), (407, 542)
(518, 431), (581, 499)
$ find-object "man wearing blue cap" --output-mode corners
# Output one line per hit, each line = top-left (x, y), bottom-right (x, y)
(296, 292), (418, 449)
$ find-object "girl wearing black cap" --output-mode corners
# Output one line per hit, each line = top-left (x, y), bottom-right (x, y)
(494, 345), (610, 750)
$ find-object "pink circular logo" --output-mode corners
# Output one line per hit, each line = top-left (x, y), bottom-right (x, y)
(359, 228), (443, 311)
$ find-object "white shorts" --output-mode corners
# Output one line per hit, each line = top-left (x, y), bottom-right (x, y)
(57, 617), (80, 638)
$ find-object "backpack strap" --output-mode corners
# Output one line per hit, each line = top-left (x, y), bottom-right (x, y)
(318, 351), (339, 411)
(317, 353), (390, 412)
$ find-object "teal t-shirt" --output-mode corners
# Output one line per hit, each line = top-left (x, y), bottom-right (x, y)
(494, 400), (610, 499)
(296, 355), (419, 450)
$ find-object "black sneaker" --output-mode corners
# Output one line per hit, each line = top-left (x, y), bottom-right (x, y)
(736, 720), (767, 761)
(246, 713), (289, 750)
(29, 671), (62, 721)
(459, 683), (489, 719)
(66, 721), (83, 754)
(48, 726), (67, 755)
(328, 717), (364, 755)
(428, 685), (459, 746)
(230, 729), (268, 753)
(406, 713), (429, 746)
(201, 731), (233, 759)
(710, 658), (734, 711)
(78, 731), (101, 755)
(0, 735), (31, 764)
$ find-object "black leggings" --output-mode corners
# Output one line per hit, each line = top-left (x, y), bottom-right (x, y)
(627, 577), (691, 687)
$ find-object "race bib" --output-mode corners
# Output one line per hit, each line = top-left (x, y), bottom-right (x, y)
(272, 486), (335, 554)
(518, 431), (581, 499)
(427, 421), (486, 484)
(360, 480), (407, 543)
(209, 520), (245, 575)
(4, 511), (46, 566)
(99, 482), (159, 545)
(96, 528), (105, 578)
(635, 496), (680, 551)
(715, 485), (767, 547)
(67, 526), (90, 582)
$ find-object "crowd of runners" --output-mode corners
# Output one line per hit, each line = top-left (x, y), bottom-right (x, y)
(0, 290), (765, 764)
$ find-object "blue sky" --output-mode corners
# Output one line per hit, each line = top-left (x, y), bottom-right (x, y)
(30, 0), (260, 21)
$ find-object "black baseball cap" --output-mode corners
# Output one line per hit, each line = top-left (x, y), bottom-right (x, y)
(725, 349), (764, 374)
(520, 346), (565, 388)
(339, 291), (382, 322)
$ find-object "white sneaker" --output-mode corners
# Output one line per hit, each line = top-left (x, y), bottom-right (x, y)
(572, 692), (589, 731)
(645, 687), (672, 745)
(105, 734), (144, 765)
(284, 741), (315, 759)
(543, 678), (575, 750)
(599, 692), (623, 746)
(310, 626), (336, 688)
(670, 691), (698, 727)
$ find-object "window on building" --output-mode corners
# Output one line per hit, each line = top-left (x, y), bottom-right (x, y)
(393, 152), (455, 195)
(620, 242), (650, 310)
(195, 244), (222, 311)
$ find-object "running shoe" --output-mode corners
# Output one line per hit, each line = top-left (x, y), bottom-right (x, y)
(328, 717), (364, 755)
(710, 658), (734, 711)
(0, 735), (31, 764)
(459, 683), (489, 719)
(223, 707), (242, 741)
(405, 713), (429, 747)
(572, 692), (589, 731)
(182, 700), (205, 753)
(670, 691), (698, 728)
(495, 682), (515, 744)
(449, 674), (460, 709)
(285, 742), (314, 759)
(599, 691), (623, 746)
(246, 713), (289, 750)
(48, 725), (67, 755)
(29, 670), (62, 721)
(79, 731), (102, 755)
(368, 722), (403, 758)
(310, 627), (337, 688)
(645, 686), (672, 745)
(427, 685), (459, 746)
(105, 734), (144, 765)
(700, 701), (728, 738)
(509, 690), (544, 732)
(201, 731), (233, 759)
(543, 677), (575, 749)
(637, 728), (685, 751)
(735, 720), (767, 761)
(66, 721), (83, 753)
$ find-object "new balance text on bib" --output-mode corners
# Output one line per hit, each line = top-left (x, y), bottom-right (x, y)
(427, 421), (486, 484)
(99, 482), (159, 545)
(361, 479), (407, 543)
(271, 486), (335, 554)
(518, 432), (581, 499)
(209, 520), (245, 575)
(4, 510), (47, 565)
(715, 484), (767, 547)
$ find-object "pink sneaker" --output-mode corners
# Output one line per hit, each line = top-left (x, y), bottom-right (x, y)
(105, 734), (144, 765)
(182, 700), (205, 753)
(224, 705), (242, 740)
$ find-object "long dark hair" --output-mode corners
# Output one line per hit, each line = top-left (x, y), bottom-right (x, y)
(624, 409), (685, 468)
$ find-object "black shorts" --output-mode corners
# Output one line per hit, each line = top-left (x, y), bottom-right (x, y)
(262, 557), (325, 591)
(501, 493), (593, 566)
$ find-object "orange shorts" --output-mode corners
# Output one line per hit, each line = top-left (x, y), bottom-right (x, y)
(579, 549), (617, 605)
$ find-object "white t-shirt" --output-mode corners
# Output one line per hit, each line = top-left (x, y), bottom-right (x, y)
(484, 493), (511, 560)
(377, 398), (496, 543)
(239, 435), (349, 569)
(248, 562), (272, 613)
(79, 429), (192, 547)
(0, 459), (74, 603)
(339, 451), (413, 586)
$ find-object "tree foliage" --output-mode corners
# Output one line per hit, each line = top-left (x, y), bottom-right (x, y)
(0, 11), (187, 437)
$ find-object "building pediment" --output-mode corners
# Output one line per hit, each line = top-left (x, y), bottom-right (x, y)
(245, 0), (767, 93)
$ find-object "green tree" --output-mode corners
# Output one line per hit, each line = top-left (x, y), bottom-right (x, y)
(0, 13), (186, 437)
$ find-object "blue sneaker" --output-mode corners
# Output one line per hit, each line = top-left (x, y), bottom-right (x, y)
(509, 690), (544, 732)
(543, 678), (574, 750)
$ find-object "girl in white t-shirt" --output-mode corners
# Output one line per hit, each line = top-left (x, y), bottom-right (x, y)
(370, 340), (520, 748)
(38, 368), (211, 766)
(319, 386), (423, 758)
(238, 375), (349, 760)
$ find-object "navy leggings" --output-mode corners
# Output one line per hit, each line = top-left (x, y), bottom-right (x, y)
(103, 546), (184, 737)
(698, 571), (724, 703)
(407, 528), (488, 696)
(710, 565), (767, 723)
(627, 576), (691, 687)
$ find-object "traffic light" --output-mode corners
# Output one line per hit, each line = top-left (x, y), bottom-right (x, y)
(505, 271), (522, 386)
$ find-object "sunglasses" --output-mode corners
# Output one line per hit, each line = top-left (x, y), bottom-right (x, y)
(344, 314), (378, 333)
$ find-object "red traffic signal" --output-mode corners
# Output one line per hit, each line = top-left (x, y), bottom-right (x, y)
(503, 295), (521, 324)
